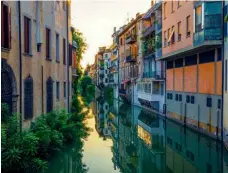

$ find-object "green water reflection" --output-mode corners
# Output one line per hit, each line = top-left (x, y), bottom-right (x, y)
(47, 98), (228, 173)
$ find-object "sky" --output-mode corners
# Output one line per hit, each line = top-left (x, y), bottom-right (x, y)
(71, 0), (150, 68)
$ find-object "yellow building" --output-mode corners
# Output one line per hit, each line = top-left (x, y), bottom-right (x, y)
(1, 1), (73, 128)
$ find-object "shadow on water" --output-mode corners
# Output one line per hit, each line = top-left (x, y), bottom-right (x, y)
(47, 97), (228, 173)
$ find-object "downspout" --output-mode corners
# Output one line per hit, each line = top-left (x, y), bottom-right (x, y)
(66, 3), (70, 113)
(221, 0), (225, 142)
(18, 1), (22, 132)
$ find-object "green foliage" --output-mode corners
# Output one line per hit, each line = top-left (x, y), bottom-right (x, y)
(86, 84), (95, 96)
(80, 76), (93, 96)
(1, 103), (11, 122)
(225, 14), (228, 23)
(2, 95), (90, 173)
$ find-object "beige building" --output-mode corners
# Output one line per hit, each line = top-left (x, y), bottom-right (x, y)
(1, 1), (73, 128)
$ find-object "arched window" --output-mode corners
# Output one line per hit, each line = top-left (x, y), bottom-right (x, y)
(24, 75), (33, 119)
(46, 77), (53, 113)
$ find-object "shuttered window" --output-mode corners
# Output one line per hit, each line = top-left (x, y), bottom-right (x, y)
(69, 44), (72, 66)
(24, 16), (31, 54)
(1, 2), (11, 49)
(63, 38), (66, 64)
(56, 81), (60, 100)
(24, 75), (33, 119)
(46, 28), (51, 59)
(46, 77), (53, 113)
(64, 82), (66, 98)
(56, 33), (60, 62)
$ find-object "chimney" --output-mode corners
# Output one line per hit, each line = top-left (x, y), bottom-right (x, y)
(113, 27), (116, 33)
(151, 0), (154, 7)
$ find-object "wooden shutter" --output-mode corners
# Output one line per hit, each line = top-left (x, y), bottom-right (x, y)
(24, 75), (33, 119)
(63, 39), (66, 64)
(46, 28), (50, 58)
(8, 7), (11, 49)
(24, 17), (28, 53)
(46, 77), (53, 113)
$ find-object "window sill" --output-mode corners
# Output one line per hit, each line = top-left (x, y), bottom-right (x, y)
(46, 58), (52, 61)
(56, 60), (60, 63)
(23, 53), (33, 57)
(177, 39), (181, 42)
(1, 47), (10, 52)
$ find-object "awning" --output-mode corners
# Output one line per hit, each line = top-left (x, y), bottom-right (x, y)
(167, 28), (175, 43)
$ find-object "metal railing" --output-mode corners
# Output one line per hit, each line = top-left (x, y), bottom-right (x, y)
(143, 71), (165, 79)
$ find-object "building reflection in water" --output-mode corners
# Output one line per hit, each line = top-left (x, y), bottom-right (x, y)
(94, 99), (228, 173)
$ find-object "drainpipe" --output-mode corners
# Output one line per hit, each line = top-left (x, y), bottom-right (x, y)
(66, 3), (70, 113)
(18, 1), (22, 132)
(221, 0), (225, 141)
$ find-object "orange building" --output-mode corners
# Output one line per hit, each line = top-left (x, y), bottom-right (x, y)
(160, 1), (223, 138)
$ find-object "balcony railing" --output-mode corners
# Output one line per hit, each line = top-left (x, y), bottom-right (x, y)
(143, 25), (155, 37)
(126, 54), (137, 62)
(155, 48), (162, 59)
(72, 68), (77, 77)
(143, 71), (165, 79)
(193, 28), (222, 46)
(125, 34), (137, 44)
(193, 14), (222, 46)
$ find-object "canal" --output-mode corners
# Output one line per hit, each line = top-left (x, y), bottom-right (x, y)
(47, 98), (228, 173)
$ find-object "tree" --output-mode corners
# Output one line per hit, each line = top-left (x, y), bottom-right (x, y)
(80, 76), (92, 96)
(71, 27), (88, 94)
(225, 14), (228, 23)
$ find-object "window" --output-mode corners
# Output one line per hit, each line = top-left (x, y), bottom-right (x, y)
(56, 33), (59, 62)
(63, 1), (66, 10)
(167, 137), (172, 146)
(24, 75), (33, 119)
(171, 0), (174, 13)
(191, 96), (195, 104)
(179, 94), (182, 102)
(56, 82), (60, 100)
(171, 25), (175, 43)
(175, 94), (178, 101)
(226, 60), (227, 91)
(164, 31), (167, 47)
(186, 16), (191, 37)
(207, 97), (212, 107)
(175, 58), (183, 68)
(177, 0), (181, 8)
(24, 17), (31, 54)
(168, 28), (170, 42)
(1, 2), (11, 49)
(185, 54), (197, 66)
(199, 50), (215, 64)
(217, 48), (221, 61)
(186, 95), (190, 103)
(170, 93), (173, 100)
(164, 2), (167, 19)
(167, 61), (173, 69)
(64, 82), (66, 98)
(46, 77), (53, 113)
(63, 38), (66, 64)
(218, 99), (221, 109)
(178, 21), (181, 41)
(195, 6), (202, 32)
(46, 28), (51, 59)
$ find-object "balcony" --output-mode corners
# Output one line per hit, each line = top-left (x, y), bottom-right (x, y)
(193, 8), (222, 46)
(143, 71), (165, 80)
(72, 68), (77, 77)
(119, 89), (131, 103)
(126, 54), (137, 63)
(125, 34), (137, 44)
(143, 25), (155, 38)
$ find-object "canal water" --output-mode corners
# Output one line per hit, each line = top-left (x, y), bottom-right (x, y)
(47, 98), (228, 173)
